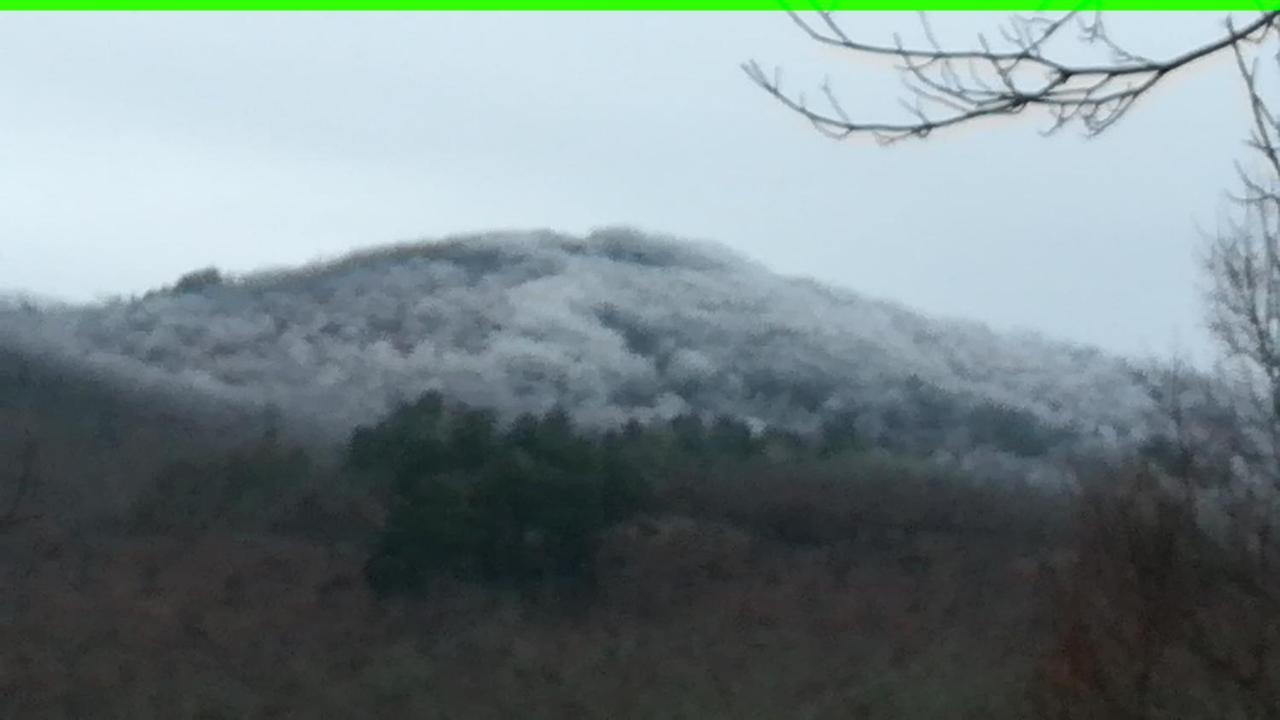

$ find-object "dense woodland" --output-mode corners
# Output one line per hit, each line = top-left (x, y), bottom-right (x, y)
(1, 212), (1277, 717)
(0, 348), (1068, 718)
(6, 5), (1280, 716)
(5, 308), (1275, 719)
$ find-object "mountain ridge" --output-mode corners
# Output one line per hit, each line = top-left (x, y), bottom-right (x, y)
(0, 226), (1157, 465)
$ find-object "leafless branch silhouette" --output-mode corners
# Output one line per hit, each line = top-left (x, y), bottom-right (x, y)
(746, 10), (1280, 143)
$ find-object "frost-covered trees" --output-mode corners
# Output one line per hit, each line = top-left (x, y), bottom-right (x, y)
(1, 227), (1153, 464)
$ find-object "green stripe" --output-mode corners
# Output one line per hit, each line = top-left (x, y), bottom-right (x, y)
(1, 0), (1276, 9)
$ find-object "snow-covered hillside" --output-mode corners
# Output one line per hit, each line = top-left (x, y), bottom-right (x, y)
(0, 227), (1157, 454)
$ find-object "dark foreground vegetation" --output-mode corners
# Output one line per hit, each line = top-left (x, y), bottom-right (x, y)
(3, 363), (1279, 718)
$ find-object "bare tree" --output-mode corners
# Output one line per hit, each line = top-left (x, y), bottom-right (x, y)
(1, 430), (39, 532)
(1032, 382), (1280, 717)
(1205, 39), (1280, 442)
(746, 10), (1280, 717)
(1179, 33), (1280, 719)
(1030, 23), (1280, 716)
(1037, 460), (1203, 720)
(746, 10), (1279, 143)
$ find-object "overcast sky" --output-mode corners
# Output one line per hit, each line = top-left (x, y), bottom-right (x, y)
(0, 12), (1263, 363)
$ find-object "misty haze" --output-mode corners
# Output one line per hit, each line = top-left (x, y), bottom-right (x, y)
(2, 9), (1280, 719)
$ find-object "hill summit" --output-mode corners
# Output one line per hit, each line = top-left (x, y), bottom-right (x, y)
(0, 227), (1155, 463)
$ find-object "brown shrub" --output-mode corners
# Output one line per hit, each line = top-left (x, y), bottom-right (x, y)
(1034, 460), (1280, 720)
(658, 452), (1064, 551)
(0, 513), (1046, 720)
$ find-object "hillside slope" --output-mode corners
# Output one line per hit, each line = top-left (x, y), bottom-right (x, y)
(0, 228), (1156, 461)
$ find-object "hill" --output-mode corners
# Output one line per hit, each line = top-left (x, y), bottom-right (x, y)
(0, 227), (1157, 470)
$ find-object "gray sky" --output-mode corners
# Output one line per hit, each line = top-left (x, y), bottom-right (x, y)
(0, 12), (1261, 363)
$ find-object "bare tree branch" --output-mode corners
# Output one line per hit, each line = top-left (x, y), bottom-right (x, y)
(746, 10), (1280, 143)
(1, 429), (39, 532)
